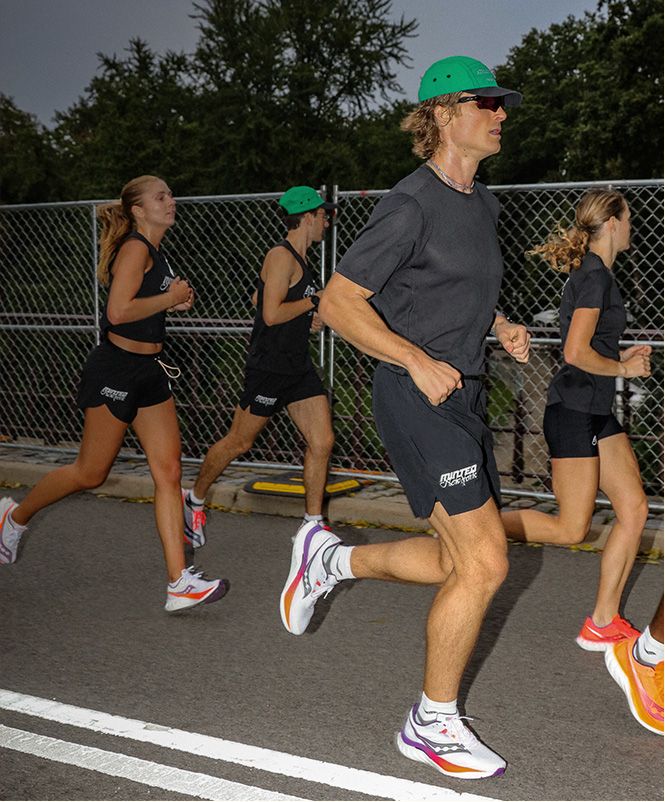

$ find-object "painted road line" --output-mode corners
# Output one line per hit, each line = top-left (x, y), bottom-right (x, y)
(0, 725), (303, 801)
(0, 689), (497, 801)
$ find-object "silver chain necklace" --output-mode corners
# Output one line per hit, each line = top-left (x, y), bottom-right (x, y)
(427, 159), (475, 193)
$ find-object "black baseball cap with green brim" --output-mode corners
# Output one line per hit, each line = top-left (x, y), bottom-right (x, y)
(418, 55), (522, 107)
(279, 186), (338, 215)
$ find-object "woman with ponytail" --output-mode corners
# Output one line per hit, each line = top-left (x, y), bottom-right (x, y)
(0, 176), (228, 612)
(501, 189), (652, 650)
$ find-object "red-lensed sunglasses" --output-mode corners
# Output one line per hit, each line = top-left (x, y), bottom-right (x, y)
(457, 95), (505, 112)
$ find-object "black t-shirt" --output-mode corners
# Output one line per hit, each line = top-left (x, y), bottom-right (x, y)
(547, 252), (627, 414)
(335, 164), (504, 375)
(245, 240), (318, 375)
(100, 231), (175, 343)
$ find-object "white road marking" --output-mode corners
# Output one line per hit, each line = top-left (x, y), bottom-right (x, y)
(0, 725), (302, 801)
(0, 689), (497, 801)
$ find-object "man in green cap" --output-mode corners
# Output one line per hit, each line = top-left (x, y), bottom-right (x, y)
(182, 186), (336, 545)
(279, 57), (530, 779)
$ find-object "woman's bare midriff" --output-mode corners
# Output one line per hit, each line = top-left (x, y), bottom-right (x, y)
(107, 331), (163, 355)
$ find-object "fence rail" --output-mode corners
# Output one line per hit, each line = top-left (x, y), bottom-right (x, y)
(1, 180), (662, 507)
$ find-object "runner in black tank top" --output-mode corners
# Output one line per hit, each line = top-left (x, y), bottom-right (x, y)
(246, 239), (318, 374)
(0, 176), (228, 613)
(182, 186), (338, 545)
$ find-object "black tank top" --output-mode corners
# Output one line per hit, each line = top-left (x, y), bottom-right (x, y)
(100, 231), (175, 343)
(245, 240), (318, 375)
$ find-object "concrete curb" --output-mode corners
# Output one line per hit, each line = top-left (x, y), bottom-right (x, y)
(0, 457), (662, 555)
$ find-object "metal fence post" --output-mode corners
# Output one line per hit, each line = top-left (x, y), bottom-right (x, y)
(91, 204), (100, 345)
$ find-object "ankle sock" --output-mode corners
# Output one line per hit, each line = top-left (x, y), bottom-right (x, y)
(8, 511), (27, 533)
(634, 626), (664, 667)
(418, 692), (458, 718)
(304, 513), (323, 522)
(324, 543), (355, 581)
(188, 490), (205, 507)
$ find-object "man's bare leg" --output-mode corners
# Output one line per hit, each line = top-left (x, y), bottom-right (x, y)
(286, 394), (334, 516)
(192, 405), (269, 501)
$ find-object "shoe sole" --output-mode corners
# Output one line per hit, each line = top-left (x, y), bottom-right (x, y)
(604, 648), (663, 735)
(280, 522), (321, 635)
(395, 731), (505, 780)
(576, 635), (613, 652)
(0, 498), (18, 565)
(165, 579), (229, 613)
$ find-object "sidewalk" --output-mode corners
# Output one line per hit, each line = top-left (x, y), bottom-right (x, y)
(0, 445), (662, 556)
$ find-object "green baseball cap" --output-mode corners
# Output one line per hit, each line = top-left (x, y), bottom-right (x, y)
(418, 55), (522, 106)
(279, 186), (337, 215)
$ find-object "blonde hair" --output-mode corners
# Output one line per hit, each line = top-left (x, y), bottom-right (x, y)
(96, 175), (161, 286)
(400, 93), (464, 159)
(529, 189), (627, 273)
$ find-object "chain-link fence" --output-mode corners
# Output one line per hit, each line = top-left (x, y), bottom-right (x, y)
(1, 180), (662, 506)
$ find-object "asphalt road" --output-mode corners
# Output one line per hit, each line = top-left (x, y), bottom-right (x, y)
(1, 490), (662, 801)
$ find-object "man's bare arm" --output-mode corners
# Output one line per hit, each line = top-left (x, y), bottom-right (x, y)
(261, 248), (318, 326)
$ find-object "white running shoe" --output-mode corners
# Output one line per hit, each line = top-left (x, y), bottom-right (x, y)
(165, 566), (228, 612)
(182, 489), (206, 549)
(280, 520), (341, 635)
(293, 518), (332, 542)
(396, 704), (506, 780)
(0, 497), (24, 565)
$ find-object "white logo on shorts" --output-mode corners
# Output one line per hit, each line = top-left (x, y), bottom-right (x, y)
(101, 386), (128, 401)
(439, 464), (478, 488)
(255, 394), (277, 406)
(591, 435), (598, 446)
(160, 276), (174, 291)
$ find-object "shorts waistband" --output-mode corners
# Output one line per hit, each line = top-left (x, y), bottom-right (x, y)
(377, 362), (486, 382)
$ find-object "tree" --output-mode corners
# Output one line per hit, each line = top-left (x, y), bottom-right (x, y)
(0, 95), (62, 203)
(188, 0), (417, 191)
(44, 0), (417, 198)
(52, 39), (198, 199)
(483, 0), (663, 184)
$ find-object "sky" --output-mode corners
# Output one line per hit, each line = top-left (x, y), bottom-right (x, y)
(0, 0), (598, 127)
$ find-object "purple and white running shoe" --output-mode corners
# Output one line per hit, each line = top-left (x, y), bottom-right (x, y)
(396, 704), (506, 780)
(0, 497), (24, 565)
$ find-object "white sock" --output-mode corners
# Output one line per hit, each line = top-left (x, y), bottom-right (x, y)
(304, 513), (323, 522)
(325, 544), (355, 581)
(8, 511), (27, 533)
(188, 490), (205, 507)
(418, 692), (458, 718)
(635, 626), (664, 667)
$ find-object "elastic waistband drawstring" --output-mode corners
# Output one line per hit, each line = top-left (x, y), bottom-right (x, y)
(155, 358), (181, 379)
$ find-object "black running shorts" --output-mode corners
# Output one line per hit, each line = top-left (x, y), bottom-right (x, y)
(77, 340), (173, 424)
(543, 403), (624, 458)
(372, 364), (501, 518)
(238, 366), (326, 417)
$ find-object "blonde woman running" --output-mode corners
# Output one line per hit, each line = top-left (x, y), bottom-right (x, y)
(502, 189), (651, 649)
(0, 175), (228, 612)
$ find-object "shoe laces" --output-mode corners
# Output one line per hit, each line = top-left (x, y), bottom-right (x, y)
(435, 714), (480, 747)
(615, 616), (638, 636)
(184, 565), (205, 581)
(309, 574), (337, 602)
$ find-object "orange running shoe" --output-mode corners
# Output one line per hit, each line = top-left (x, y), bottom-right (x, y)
(576, 614), (640, 651)
(605, 636), (664, 735)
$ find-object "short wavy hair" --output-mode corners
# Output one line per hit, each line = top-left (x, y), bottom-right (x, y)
(400, 93), (464, 159)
